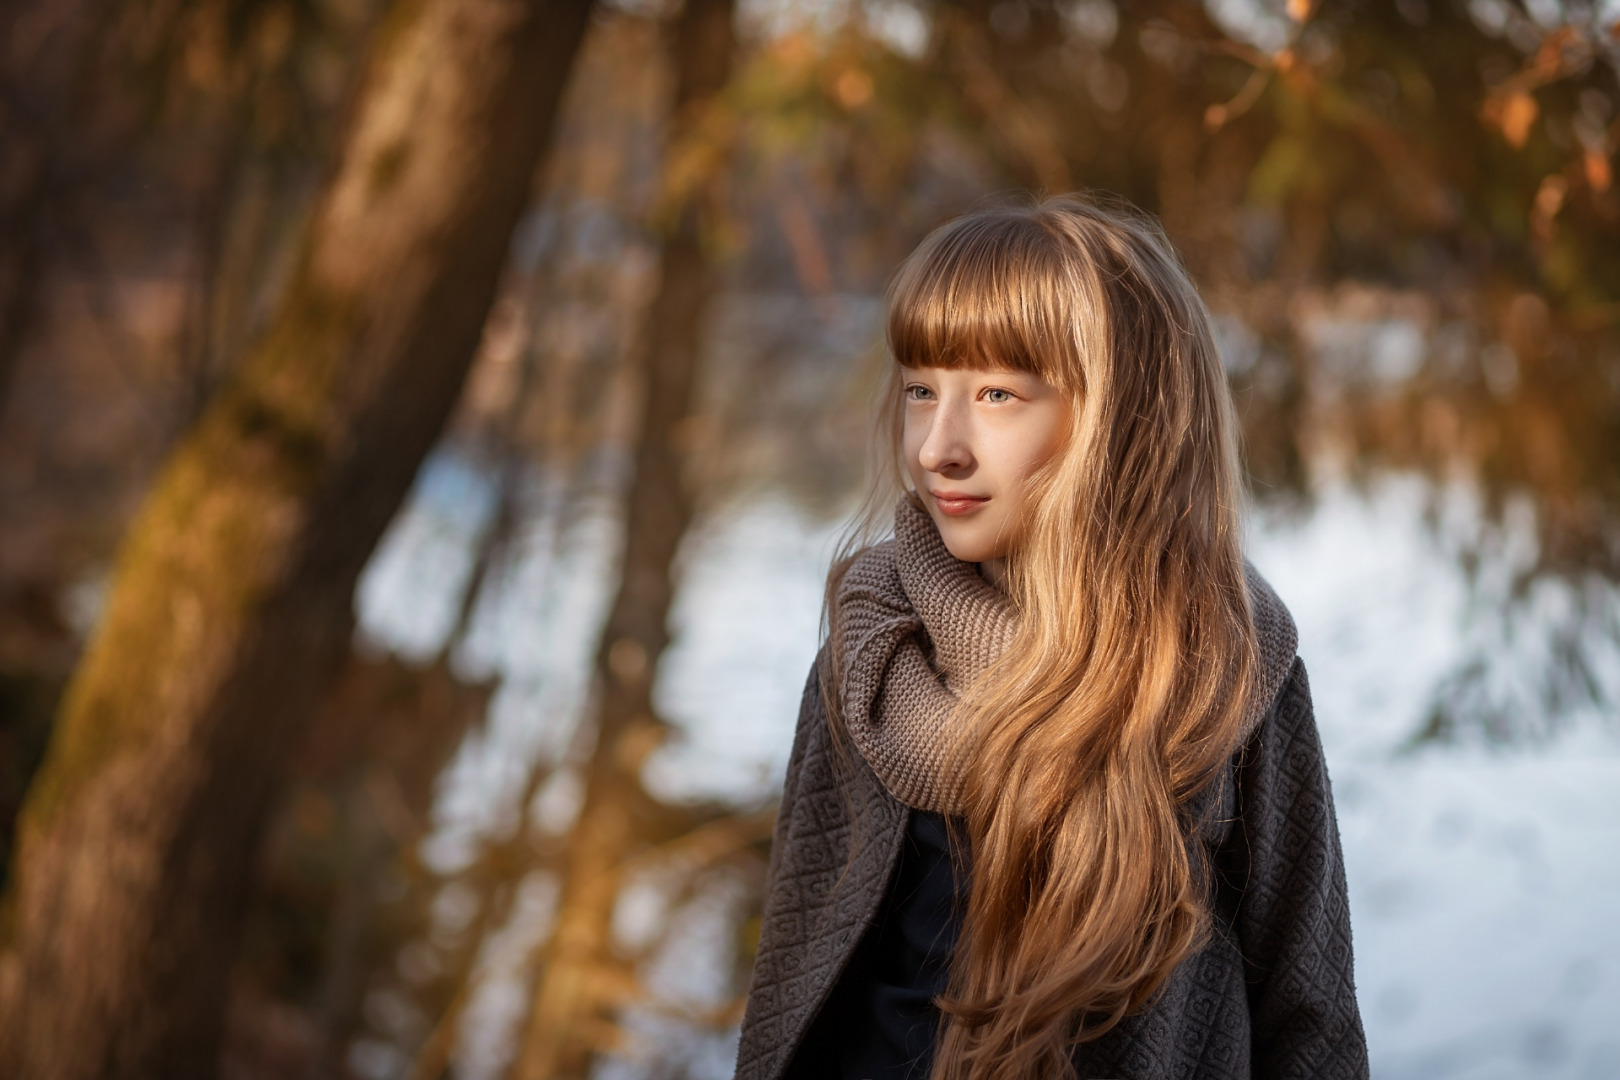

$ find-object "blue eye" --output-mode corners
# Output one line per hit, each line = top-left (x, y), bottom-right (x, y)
(905, 384), (934, 401)
(985, 388), (1013, 403)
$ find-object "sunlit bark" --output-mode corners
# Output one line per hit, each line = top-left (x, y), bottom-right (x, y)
(509, 0), (738, 1074)
(0, 0), (593, 1074)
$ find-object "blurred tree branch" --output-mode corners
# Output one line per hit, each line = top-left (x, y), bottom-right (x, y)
(509, 0), (741, 1074)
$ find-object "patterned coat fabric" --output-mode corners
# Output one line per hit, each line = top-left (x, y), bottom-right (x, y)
(733, 584), (1369, 1079)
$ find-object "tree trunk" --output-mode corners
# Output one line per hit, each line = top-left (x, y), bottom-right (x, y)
(0, 0), (594, 1075)
(509, 0), (737, 1075)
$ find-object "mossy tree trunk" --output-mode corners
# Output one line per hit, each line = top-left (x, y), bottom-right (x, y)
(0, 0), (593, 1075)
(509, 0), (737, 1075)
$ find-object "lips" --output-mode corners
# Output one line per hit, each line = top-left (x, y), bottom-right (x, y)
(930, 490), (989, 517)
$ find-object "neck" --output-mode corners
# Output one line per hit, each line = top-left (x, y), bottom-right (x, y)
(978, 557), (1008, 589)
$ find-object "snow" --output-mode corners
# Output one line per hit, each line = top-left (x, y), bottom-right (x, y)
(358, 456), (1620, 1078)
(1249, 479), (1620, 1079)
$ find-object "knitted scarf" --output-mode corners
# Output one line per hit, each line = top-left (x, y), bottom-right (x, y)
(831, 496), (1297, 814)
(832, 496), (1018, 814)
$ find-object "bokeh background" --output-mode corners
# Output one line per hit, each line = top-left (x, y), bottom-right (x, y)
(1, 0), (1618, 1077)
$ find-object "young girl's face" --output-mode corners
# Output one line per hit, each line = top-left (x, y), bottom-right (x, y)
(900, 364), (1072, 575)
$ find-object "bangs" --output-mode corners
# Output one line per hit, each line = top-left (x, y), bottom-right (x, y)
(885, 210), (1082, 385)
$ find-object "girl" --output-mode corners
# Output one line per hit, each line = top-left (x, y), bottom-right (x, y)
(734, 196), (1367, 1080)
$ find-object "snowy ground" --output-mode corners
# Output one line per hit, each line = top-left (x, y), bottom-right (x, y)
(1249, 482), (1620, 1080)
(359, 460), (1620, 1079)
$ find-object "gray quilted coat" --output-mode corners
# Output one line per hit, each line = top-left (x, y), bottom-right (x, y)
(734, 582), (1369, 1079)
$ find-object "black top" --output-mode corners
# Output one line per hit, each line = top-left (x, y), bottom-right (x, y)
(783, 810), (967, 1080)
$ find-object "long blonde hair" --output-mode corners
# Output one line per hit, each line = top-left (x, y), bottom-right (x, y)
(838, 194), (1258, 1079)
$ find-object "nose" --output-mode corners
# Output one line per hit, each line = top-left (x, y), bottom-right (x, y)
(917, 402), (973, 474)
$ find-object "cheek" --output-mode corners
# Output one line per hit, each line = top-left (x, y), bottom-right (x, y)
(1020, 409), (1072, 478)
(985, 428), (1051, 487)
(978, 420), (1065, 527)
(900, 417), (926, 477)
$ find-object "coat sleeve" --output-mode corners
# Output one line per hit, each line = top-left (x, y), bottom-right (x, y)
(1225, 656), (1370, 1079)
(757, 654), (823, 899)
(735, 651), (828, 1080)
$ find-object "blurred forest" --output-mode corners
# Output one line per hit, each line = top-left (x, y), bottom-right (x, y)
(0, 0), (1616, 1075)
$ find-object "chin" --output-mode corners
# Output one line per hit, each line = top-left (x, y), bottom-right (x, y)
(934, 522), (1002, 565)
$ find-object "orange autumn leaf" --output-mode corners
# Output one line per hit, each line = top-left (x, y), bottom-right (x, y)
(1585, 148), (1613, 193)
(1485, 89), (1539, 148)
(833, 67), (875, 109)
(1531, 173), (1568, 242)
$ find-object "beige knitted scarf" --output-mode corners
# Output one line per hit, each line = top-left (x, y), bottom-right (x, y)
(832, 496), (1018, 814)
(831, 496), (1298, 815)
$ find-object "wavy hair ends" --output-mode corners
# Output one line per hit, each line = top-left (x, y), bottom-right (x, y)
(877, 195), (1260, 1080)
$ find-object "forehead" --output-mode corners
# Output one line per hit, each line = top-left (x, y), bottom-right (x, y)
(890, 335), (1045, 376)
(899, 363), (1050, 384)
